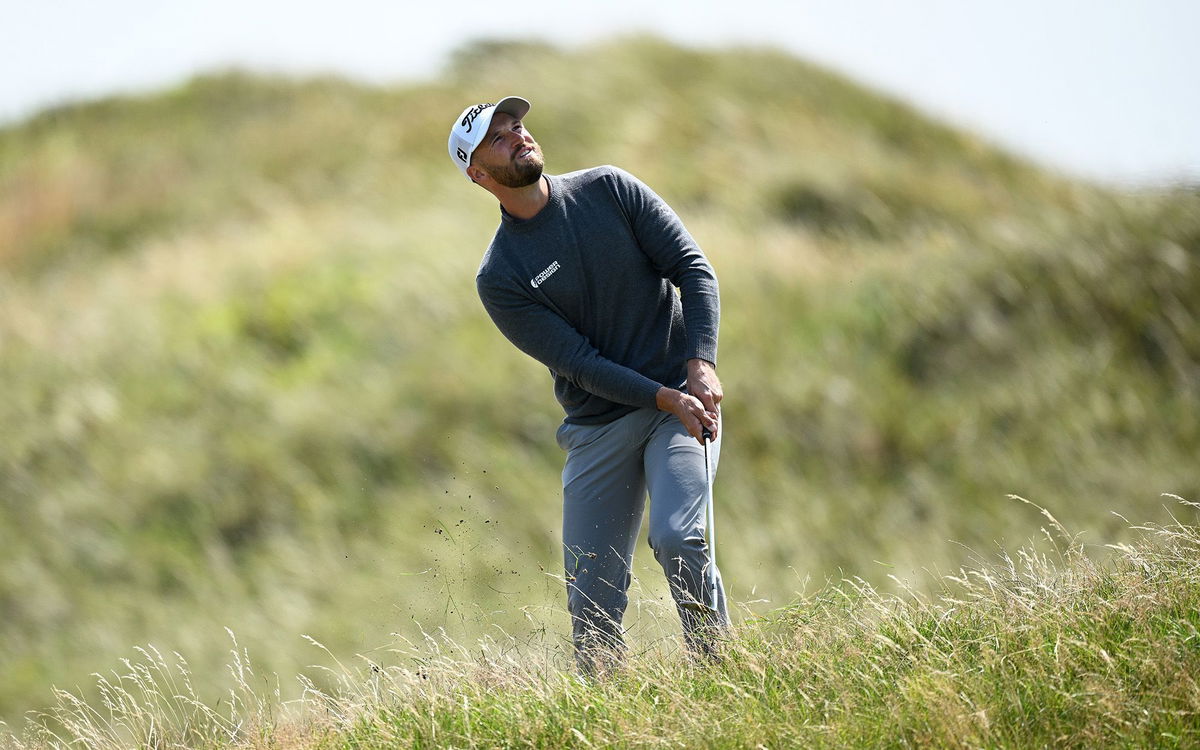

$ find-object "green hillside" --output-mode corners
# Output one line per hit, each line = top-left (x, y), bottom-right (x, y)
(1, 36), (1197, 727)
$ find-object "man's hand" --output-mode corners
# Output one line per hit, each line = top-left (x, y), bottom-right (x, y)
(656, 359), (722, 443)
(686, 358), (723, 417)
(656, 387), (717, 443)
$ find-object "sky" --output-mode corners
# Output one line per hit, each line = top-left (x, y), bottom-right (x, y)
(2, 0), (1197, 187)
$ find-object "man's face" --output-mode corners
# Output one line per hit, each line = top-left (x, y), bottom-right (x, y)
(470, 112), (544, 188)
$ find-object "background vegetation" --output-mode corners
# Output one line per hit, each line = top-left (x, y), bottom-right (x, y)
(1, 35), (1197, 733)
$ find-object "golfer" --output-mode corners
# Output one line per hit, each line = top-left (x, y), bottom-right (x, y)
(448, 96), (728, 671)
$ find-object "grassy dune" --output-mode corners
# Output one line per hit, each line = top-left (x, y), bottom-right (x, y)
(1, 35), (1198, 735)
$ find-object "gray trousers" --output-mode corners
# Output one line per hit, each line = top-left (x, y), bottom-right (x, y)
(556, 407), (728, 669)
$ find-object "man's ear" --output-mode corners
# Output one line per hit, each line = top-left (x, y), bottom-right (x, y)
(466, 164), (488, 184)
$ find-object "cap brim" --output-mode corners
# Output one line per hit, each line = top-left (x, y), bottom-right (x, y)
(494, 96), (531, 121)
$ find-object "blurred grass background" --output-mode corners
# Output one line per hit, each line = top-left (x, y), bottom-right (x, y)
(1, 35), (1197, 724)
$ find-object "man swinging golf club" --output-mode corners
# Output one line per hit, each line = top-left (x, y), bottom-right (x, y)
(448, 96), (728, 672)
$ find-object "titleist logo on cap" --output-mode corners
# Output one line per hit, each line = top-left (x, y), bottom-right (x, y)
(461, 103), (494, 133)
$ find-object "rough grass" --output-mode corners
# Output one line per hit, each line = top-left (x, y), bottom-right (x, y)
(5, 501), (1198, 749)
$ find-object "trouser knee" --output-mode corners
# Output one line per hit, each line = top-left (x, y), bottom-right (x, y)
(650, 531), (707, 591)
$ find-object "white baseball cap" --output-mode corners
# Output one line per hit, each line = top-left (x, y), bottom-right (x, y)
(447, 96), (531, 180)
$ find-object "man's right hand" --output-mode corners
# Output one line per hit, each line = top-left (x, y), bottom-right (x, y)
(656, 387), (719, 443)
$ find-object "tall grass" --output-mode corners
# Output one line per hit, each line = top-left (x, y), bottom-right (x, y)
(5, 500), (1198, 748)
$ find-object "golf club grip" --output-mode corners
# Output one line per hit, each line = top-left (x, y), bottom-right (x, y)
(702, 426), (714, 443)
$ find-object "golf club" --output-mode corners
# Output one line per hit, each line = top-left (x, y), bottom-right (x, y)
(702, 425), (717, 611)
(678, 425), (719, 616)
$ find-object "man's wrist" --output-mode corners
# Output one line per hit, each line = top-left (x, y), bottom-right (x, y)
(655, 386), (677, 412)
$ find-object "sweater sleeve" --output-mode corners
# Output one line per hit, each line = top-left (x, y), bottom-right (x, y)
(476, 276), (664, 409)
(607, 168), (720, 365)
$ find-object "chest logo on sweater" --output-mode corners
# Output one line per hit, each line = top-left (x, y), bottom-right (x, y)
(530, 260), (561, 289)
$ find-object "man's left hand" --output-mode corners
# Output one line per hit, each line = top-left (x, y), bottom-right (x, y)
(686, 358), (722, 431)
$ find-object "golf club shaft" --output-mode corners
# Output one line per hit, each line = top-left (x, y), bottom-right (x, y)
(702, 426), (717, 609)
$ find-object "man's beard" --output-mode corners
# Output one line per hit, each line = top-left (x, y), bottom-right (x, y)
(488, 146), (545, 188)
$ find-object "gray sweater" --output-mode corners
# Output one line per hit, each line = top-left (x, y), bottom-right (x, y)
(476, 166), (719, 425)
